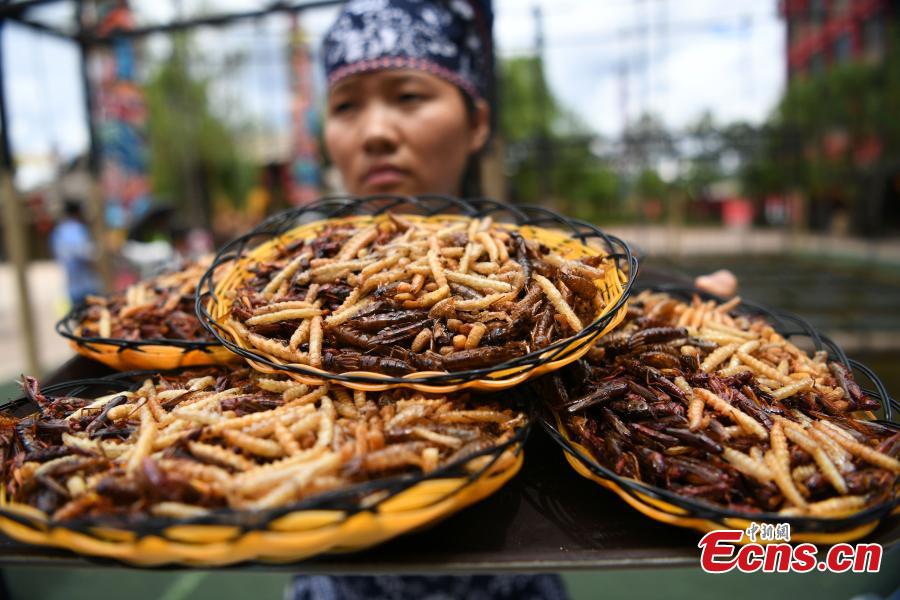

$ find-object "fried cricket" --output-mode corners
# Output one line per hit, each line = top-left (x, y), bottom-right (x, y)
(1, 368), (526, 521)
(221, 215), (614, 373)
(80, 259), (216, 343)
(547, 290), (898, 517)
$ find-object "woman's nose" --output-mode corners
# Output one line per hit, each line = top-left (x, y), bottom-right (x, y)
(360, 105), (399, 155)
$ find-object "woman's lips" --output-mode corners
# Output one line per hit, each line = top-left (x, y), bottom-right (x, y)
(363, 166), (408, 189)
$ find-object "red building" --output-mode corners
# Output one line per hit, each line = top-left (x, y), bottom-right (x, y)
(781, 0), (896, 80)
(779, 0), (900, 235)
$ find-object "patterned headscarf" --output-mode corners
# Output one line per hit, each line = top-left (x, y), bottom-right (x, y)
(322, 0), (493, 102)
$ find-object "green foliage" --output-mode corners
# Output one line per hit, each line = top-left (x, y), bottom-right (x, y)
(741, 24), (900, 209)
(620, 112), (675, 172)
(498, 56), (621, 220)
(144, 38), (254, 224)
(499, 56), (584, 142)
(634, 168), (666, 200)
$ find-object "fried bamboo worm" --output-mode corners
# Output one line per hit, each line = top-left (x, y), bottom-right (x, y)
(769, 422), (791, 478)
(465, 322), (487, 350)
(255, 378), (296, 393)
(245, 308), (322, 326)
(437, 410), (509, 424)
(674, 377), (703, 431)
(309, 258), (378, 283)
(454, 293), (510, 311)
(359, 254), (402, 284)
(700, 343), (739, 374)
(764, 450), (807, 508)
(778, 419), (847, 494)
(780, 495), (867, 517)
(411, 328), (433, 353)
(806, 426), (854, 473)
(243, 453), (341, 510)
(126, 405), (157, 475)
(722, 447), (772, 483)
(274, 422), (302, 456)
(262, 254), (307, 298)
(336, 226), (377, 261)
(222, 430), (283, 458)
(230, 319), (309, 364)
(150, 502), (210, 519)
(188, 441), (256, 472)
(533, 274), (583, 332)
(66, 391), (134, 422)
(289, 318), (312, 351)
(445, 271), (512, 293)
(402, 285), (450, 309)
(475, 232), (499, 264)
(693, 388), (767, 440)
(427, 238), (448, 289)
(770, 378), (814, 401)
(324, 297), (372, 327)
(308, 316), (323, 368)
(251, 300), (316, 315)
(816, 421), (900, 472)
(98, 308), (112, 338)
(737, 352), (794, 386)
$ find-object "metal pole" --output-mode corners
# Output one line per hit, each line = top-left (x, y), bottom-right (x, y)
(532, 5), (552, 203)
(0, 21), (41, 375)
(76, 0), (111, 292)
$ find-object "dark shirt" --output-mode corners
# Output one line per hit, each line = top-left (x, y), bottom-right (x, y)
(288, 574), (568, 600)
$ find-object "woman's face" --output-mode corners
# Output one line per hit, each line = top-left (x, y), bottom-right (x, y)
(324, 69), (489, 196)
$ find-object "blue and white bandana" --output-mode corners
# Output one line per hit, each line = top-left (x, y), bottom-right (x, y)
(322, 0), (493, 102)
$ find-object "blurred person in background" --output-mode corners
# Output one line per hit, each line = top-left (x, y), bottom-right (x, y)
(50, 199), (100, 306)
(288, 1), (567, 599)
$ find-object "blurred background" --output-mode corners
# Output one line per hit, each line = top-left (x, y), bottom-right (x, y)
(1, 0), (899, 396)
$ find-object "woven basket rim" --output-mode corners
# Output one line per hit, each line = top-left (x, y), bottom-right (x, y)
(540, 285), (900, 533)
(196, 195), (639, 388)
(0, 367), (532, 537)
(56, 303), (223, 355)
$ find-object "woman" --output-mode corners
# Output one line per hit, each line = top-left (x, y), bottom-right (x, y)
(294, 1), (735, 596)
(321, 0), (492, 199)
(289, 2), (570, 598)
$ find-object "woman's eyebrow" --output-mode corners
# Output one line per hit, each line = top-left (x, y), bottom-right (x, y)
(382, 72), (430, 87)
(329, 80), (361, 96)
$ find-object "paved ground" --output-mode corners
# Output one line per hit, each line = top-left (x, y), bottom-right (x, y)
(606, 225), (900, 266)
(0, 261), (71, 382)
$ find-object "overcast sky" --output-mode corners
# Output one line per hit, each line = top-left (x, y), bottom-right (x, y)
(4, 0), (784, 188)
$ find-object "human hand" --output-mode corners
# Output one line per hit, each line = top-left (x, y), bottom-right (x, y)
(694, 269), (737, 298)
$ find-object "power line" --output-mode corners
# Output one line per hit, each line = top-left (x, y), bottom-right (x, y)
(498, 15), (781, 54)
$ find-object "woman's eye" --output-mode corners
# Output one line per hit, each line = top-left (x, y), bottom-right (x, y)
(331, 101), (355, 114)
(398, 92), (424, 103)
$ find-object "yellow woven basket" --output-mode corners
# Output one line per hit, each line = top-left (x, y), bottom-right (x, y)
(56, 280), (240, 371)
(205, 213), (632, 394)
(0, 441), (524, 567)
(65, 340), (239, 372)
(552, 416), (897, 545)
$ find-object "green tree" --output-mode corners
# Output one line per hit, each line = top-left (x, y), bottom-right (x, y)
(499, 56), (621, 221)
(620, 112), (676, 173)
(144, 38), (254, 228)
(740, 24), (900, 232)
(634, 168), (667, 200)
